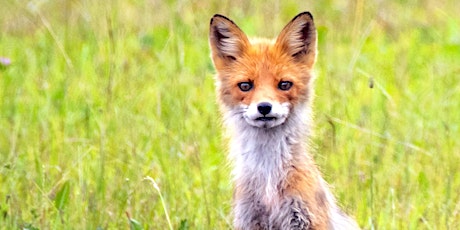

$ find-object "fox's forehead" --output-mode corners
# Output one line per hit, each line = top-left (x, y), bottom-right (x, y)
(247, 37), (276, 56)
(235, 41), (292, 79)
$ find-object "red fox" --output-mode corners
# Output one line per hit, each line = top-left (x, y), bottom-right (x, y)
(209, 12), (360, 229)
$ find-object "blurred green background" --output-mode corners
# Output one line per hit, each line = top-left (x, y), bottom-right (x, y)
(1, 0), (459, 229)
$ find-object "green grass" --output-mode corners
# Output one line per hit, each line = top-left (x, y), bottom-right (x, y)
(1, 0), (459, 229)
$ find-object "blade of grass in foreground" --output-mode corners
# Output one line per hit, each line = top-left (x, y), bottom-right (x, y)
(144, 176), (173, 230)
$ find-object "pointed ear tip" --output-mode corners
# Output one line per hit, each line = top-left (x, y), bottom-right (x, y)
(210, 14), (232, 25)
(212, 14), (227, 18)
(295, 11), (314, 22)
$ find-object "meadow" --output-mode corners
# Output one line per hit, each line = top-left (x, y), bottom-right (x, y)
(1, 0), (459, 229)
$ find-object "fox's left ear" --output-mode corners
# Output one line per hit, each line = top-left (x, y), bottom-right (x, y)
(275, 12), (317, 67)
(209, 14), (250, 66)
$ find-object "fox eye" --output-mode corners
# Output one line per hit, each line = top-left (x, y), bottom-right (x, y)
(238, 82), (253, 92)
(278, 81), (293, 91)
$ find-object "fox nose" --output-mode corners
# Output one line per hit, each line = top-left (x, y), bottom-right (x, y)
(257, 102), (272, 115)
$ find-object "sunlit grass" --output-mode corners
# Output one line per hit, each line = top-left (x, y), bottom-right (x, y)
(0, 0), (459, 229)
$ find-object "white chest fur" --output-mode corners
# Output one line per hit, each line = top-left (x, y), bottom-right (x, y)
(225, 105), (311, 206)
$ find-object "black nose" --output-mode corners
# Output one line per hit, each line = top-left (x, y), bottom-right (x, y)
(257, 102), (272, 115)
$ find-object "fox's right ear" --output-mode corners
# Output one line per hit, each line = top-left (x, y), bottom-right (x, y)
(275, 12), (317, 67)
(209, 14), (249, 64)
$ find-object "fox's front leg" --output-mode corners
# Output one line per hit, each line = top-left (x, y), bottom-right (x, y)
(270, 197), (312, 230)
(233, 198), (270, 230)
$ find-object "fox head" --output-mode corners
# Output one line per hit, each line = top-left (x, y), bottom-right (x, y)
(209, 12), (317, 129)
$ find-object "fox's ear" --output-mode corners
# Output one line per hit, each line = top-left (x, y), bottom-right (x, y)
(275, 12), (317, 67)
(209, 14), (250, 63)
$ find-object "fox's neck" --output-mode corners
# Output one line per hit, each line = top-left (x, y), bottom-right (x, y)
(227, 104), (316, 201)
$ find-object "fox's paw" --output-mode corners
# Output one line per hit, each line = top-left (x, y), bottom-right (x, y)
(288, 209), (311, 230)
(272, 198), (311, 230)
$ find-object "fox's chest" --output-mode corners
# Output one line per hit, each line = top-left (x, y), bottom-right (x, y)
(231, 136), (292, 205)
